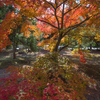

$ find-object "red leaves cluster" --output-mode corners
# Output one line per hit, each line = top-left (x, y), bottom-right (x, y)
(0, 70), (67, 100)
(0, 64), (81, 100)
(0, 31), (12, 51)
(0, 10), (31, 51)
(36, 22), (52, 35)
(78, 49), (86, 63)
(0, 12), (15, 51)
(43, 83), (66, 100)
(0, 70), (41, 100)
(0, 0), (21, 9)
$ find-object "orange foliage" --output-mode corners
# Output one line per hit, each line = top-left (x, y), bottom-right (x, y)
(0, 11), (35, 50)
(0, 0), (100, 51)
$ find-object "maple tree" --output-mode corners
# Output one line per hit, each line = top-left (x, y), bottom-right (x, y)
(0, 1), (99, 99)
(0, 7), (37, 51)
(0, 0), (100, 52)
(0, 5), (38, 59)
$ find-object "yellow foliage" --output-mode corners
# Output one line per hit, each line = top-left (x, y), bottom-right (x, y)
(95, 33), (100, 41)
(72, 48), (90, 55)
(61, 35), (69, 44)
(72, 48), (92, 59)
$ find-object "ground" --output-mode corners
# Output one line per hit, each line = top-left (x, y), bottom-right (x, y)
(0, 49), (100, 100)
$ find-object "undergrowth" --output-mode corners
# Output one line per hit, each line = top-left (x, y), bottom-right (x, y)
(0, 52), (95, 100)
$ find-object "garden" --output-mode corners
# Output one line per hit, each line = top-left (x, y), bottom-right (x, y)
(0, 0), (100, 100)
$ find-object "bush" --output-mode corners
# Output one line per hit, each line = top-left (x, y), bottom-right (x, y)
(72, 49), (92, 63)
(0, 52), (90, 100)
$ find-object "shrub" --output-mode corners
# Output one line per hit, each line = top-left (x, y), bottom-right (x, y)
(0, 52), (90, 100)
(72, 49), (92, 63)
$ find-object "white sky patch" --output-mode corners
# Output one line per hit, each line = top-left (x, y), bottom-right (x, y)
(76, 0), (80, 3)
(47, 0), (55, 3)
(87, 4), (90, 7)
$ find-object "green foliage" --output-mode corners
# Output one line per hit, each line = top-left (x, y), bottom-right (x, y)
(0, 5), (15, 20)
(18, 33), (39, 52)
(72, 49), (89, 54)
(8, 32), (39, 52)
(27, 33), (39, 52)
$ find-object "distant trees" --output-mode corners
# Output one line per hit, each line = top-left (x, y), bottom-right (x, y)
(14, 33), (39, 52)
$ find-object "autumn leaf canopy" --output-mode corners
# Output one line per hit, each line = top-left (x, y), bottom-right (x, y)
(0, 0), (100, 51)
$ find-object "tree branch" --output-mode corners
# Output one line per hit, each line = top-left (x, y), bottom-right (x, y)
(64, 3), (81, 15)
(46, 0), (60, 29)
(58, 44), (69, 51)
(55, 0), (57, 5)
(51, 14), (62, 18)
(56, 0), (68, 9)
(34, 16), (58, 29)
(62, 17), (90, 37)
(46, 1), (55, 9)
(55, 7), (60, 29)
(61, 3), (64, 29)
(53, 33), (62, 51)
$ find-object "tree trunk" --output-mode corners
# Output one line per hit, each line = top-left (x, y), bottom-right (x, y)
(53, 34), (62, 52)
(90, 44), (92, 51)
(13, 33), (16, 59)
(52, 34), (62, 64)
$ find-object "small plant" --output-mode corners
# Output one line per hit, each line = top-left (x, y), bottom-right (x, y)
(72, 48), (92, 63)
